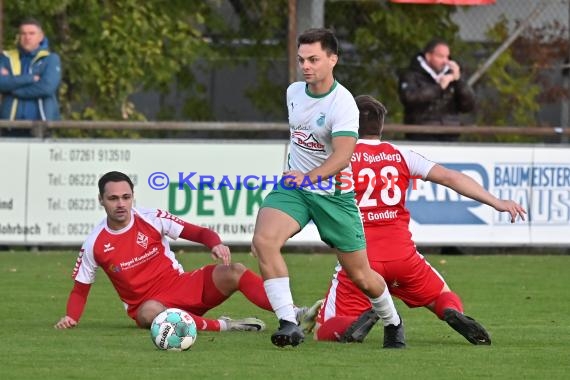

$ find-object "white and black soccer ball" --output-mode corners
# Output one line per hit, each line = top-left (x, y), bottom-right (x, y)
(150, 308), (197, 351)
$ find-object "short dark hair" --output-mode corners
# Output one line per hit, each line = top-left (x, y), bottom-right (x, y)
(98, 171), (134, 195)
(19, 18), (43, 31)
(422, 38), (448, 54)
(298, 28), (339, 56)
(355, 95), (387, 137)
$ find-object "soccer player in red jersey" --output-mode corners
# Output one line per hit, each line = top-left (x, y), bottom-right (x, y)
(308, 95), (526, 345)
(55, 171), (293, 332)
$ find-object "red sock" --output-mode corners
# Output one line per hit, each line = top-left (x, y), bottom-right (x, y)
(434, 291), (464, 319)
(316, 316), (357, 341)
(238, 269), (272, 311)
(187, 313), (221, 332)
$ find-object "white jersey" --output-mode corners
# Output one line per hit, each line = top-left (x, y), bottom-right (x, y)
(286, 80), (359, 195)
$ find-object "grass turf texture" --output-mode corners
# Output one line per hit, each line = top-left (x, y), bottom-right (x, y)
(1, 252), (569, 380)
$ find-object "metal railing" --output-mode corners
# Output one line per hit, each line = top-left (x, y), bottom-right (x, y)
(0, 120), (569, 140)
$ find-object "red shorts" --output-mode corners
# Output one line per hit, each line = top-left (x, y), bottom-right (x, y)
(127, 264), (221, 320)
(317, 251), (445, 324)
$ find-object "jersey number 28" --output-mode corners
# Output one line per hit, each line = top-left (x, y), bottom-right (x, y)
(358, 166), (401, 207)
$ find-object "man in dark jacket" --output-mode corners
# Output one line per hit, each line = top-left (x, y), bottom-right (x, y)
(398, 38), (474, 142)
(0, 18), (61, 137)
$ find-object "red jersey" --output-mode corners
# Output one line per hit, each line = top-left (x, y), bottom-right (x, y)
(72, 207), (187, 312)
(351, 140), (435, 261)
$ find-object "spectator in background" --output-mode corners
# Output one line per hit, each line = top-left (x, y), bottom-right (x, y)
(0, 18), (61, 137)
(398, 38), (474, 142)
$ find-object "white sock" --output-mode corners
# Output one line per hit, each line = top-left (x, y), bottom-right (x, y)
(369, 286), (401, 327)
(218, 319), (228, 331)
(264, 277), (297, 324)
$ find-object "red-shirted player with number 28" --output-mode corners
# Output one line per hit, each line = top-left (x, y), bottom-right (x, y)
(307, 96), (526, 345)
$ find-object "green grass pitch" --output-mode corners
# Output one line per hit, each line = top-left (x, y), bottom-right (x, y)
(1, 251), (569, 380)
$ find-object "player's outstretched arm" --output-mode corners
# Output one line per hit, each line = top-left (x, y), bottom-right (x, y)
(426, 164), (527, 223)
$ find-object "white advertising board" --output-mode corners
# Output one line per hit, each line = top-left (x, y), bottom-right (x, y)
(528, 146), (570, 245)
(24, 141), (285, 245)
(0, 142), (31, 243)
(402, 144), (535, 246)
(0, 140), (568, 246)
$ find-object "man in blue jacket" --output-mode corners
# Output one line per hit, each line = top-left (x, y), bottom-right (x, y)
(0, 18), (61, 136)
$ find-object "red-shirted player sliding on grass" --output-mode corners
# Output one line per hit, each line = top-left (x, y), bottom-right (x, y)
(55, 171), (309, 332)
(301, 95), (527, 346)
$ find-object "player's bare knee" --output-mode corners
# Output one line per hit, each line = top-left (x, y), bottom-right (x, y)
(251, 231), (276, 254)
(346, 271), (374, 294)
(137, 300), (165, 328)
(251, 235), (265, 253)
(216, 262), (245, 276)
(230, 262), (247, 275)
(213, 263), (244, 292)
(225, 262), (246, 284)
(352, 276), (371, 292)
(250, 243), (258, 257)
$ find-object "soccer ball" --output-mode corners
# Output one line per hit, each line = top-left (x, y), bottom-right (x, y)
(150, 308), (197, 351)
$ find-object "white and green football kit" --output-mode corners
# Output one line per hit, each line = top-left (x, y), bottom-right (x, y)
(262, 80), (365, 252)
(286, 80), (358, 195)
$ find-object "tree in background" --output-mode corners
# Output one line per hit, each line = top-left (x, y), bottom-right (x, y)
(3, 0), (567, 135)
(469, 16), (568, 141)
(512, 19), (569, 126)
(216, 0), (289, 122)
(3, 0), (216, 129)
(326, 1), (460, 126)
(216, 1), (461, 124)
(474, 17), (541, 133)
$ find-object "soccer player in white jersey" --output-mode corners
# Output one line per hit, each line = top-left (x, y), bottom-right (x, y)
(55, 171), (286, 332)
(309, 95), (526, 345)
(251, 29), (404, 348)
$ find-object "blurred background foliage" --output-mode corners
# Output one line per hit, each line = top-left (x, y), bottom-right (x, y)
(2, 0), (568, 140)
